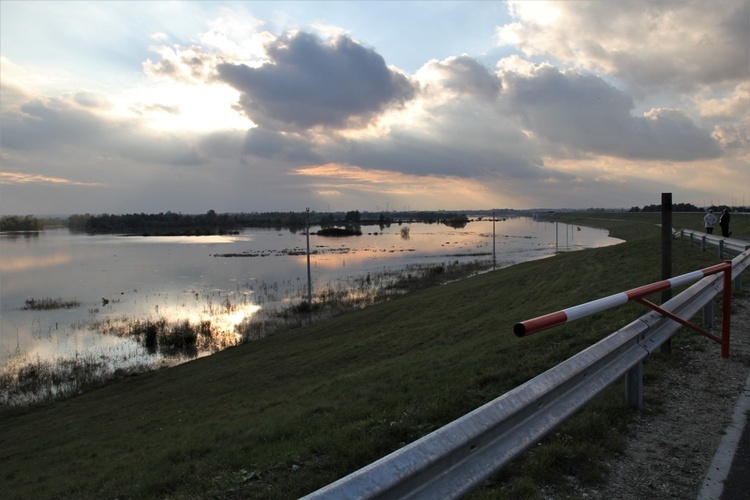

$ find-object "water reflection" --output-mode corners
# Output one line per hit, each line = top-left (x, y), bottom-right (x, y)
(1, 218), (621, 368)
(0, 253), (74, 273)
(0, 232), (41, 241)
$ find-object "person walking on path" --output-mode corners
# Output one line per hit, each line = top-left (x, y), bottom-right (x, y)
(720, 208), (732, 237)
(704, 209), (718, 234)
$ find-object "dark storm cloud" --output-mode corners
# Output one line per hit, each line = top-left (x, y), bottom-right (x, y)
(216, 31), (416, 130)
(504, 66), (722, 161)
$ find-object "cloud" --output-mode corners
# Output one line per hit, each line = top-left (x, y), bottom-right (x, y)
(132, 103), (180, 115)
(216, 31), (416, 131)
(0, 89), (204, 166)
(242, 128), (322, 163)
(301, 54), (548, 181)
(697, 82), (750, 120)
(498, 0), (749, 92)
(71, 91), (112, 109)
(293, 163), (502, 209)
(1, 2), (745, 216)
(417, 55), (501, 99)
(144, 44), (220, 84)
(0, 172), (101, 187)
(502, 64), (722, 161)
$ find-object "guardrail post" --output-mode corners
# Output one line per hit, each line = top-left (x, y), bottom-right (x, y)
(703, 300), (714, 328)
(722, 263), (732, 358)
(625, 362), (643, 409)
(719, 239), (724, 259)
(689, 232), (694, 247)
(701, 235), (707, 251)
(736, 273), (743, 292)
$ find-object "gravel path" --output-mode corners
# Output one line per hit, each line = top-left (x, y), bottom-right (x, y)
(574, 289), (750, 499)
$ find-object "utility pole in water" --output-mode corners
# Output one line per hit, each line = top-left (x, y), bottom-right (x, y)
(306, 208), (312, 309)
(492, 210), (496, 270)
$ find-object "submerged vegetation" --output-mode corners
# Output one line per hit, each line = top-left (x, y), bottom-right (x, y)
(0, 353), (159, 410)
(316, 227), (363, 236)
(22, 297), (81, 310)
(1, 259), (494, 410)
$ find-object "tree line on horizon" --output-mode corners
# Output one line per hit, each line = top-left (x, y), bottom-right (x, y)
(63, 210), (472, 235)
(67, 210), (308, 235)
(0, 215), (45, 232)
(629, 202), (749, 213)
(7, 205), (746, 234)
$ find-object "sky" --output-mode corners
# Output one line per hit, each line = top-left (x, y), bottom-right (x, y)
(1, 0), (748, 216)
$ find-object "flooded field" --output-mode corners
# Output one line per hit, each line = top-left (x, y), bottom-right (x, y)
(1, 217), (620, 405)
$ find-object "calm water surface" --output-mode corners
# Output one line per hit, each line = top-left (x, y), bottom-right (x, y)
(0, 217), (620, 366)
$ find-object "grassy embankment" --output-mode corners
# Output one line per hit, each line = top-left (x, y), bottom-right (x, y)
(0, 213), (747, 499)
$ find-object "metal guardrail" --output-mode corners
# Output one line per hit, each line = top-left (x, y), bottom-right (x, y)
(678, 229), (750, 258)
(303, 247), (750, 499)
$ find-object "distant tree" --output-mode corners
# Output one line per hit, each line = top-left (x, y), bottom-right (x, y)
(378, 213), (392, 229)
(636, 202), (700, 213)
(67, 214), (91, 231)
(0, 215), (43, 232)
(442, 214), (469, 228)
(345, 210), (361, 224)
(206, 209), (218, 228)
(673, 203), (700, 212)
(319, 213), (335, 229)
(628, 206), (641, 212)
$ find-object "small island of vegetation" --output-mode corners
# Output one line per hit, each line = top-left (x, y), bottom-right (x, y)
(316, 227), (362, 237)
(23, 297), (81, 310)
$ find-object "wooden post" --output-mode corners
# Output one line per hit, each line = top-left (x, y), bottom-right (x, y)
(661, 193), (672, 354)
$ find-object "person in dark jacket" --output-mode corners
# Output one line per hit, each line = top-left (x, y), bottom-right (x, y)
(719, 208), (731, 237)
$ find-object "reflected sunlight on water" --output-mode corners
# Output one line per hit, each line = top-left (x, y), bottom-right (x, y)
(0, 253), (73, 273)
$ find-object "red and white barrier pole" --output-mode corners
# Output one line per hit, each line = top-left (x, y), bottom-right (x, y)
(514, 262), (731, 337)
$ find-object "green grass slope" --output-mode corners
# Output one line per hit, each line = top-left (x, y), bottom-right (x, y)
(0, 214), (744, 499)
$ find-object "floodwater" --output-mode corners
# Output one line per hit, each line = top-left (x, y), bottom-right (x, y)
(0, 217), (621, 366)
